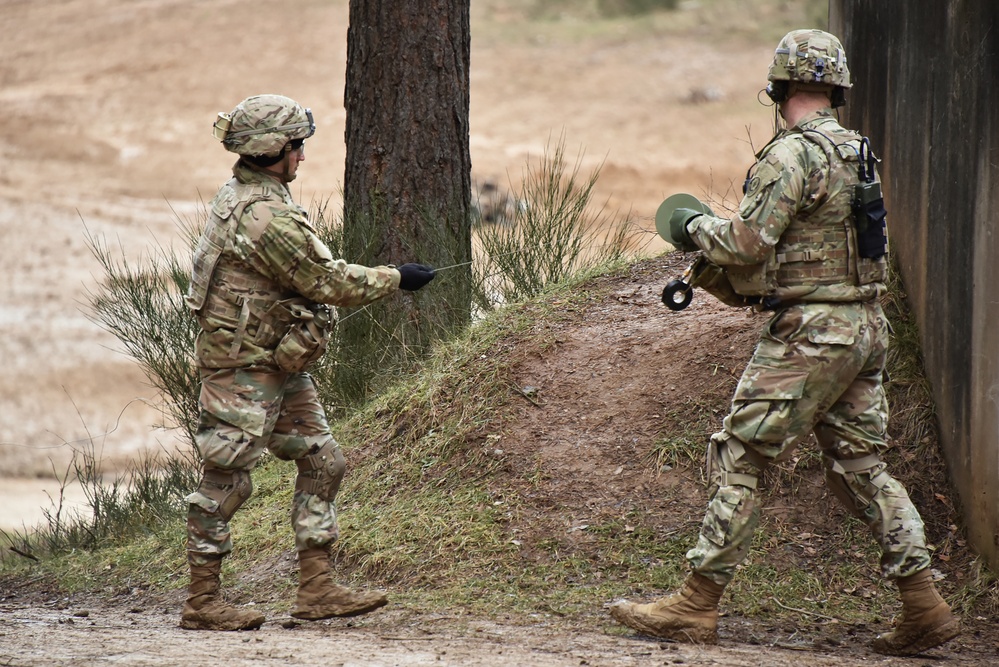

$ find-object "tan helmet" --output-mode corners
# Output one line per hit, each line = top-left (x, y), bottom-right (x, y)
(766, 30), (853, 107)
(212, 94), (315, 157)
(768, 29), (851, 89)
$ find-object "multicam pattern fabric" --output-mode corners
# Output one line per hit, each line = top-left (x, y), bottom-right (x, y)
(186, 368), (344, 560)
(688, 109), (887, 303)
(685, 301), (931, 583)
(768, 29), (851, 89)
(185, 161), (400, 561)
(187, 161), (399, 369)
(219, 94), (315, 157)
(681, 110), (931, 585)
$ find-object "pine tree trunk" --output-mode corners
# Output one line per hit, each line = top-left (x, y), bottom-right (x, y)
(341, 0), (472, 399)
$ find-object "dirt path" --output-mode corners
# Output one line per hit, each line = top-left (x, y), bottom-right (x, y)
(2, 591), (985, 667)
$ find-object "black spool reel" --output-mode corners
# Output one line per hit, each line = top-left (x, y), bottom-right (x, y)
(662, 279), (693, 311)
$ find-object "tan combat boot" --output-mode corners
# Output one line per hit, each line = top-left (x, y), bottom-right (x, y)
(180, 556), (265, 631)
(871, 569), (961, 656)
(291, 547), (388, 620)
(609, 573), (725, 643)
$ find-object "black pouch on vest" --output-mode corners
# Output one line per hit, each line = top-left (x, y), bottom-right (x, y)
(852, 138), (888, 259)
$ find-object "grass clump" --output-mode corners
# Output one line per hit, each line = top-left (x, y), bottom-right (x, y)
(85, 228), (201, 445)
(473, 136), (637, 314)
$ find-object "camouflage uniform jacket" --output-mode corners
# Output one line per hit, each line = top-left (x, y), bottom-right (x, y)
(186, 161), (400, 369)
(688, 109), (887, 304)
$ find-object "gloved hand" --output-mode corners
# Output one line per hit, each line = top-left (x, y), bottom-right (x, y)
(397, 263), (436, 291)
(666, 208), (702, 252)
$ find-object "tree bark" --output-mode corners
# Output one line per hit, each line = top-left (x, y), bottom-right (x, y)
(342, 0), (472, 397)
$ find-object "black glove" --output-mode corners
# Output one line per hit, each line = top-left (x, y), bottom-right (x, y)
(397, 263), (436, 291)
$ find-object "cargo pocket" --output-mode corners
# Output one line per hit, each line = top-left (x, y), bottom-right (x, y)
(701, 486), (744, 548)
(199, 376), (268, 437)
(193, 422), (256, 468)
(807, 325), (855, 346)
(805, 308), (857, 346)
(728, 364), (809, 445)
(184, 491), (220, 514)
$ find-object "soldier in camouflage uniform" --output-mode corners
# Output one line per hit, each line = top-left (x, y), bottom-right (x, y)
(180, 94), (436, 631)
(610, 30), (960, 656)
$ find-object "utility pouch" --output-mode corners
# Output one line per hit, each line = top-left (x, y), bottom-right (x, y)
(852, 138), (888, 259)
(273, 303), (332, 372)
(689, 256), (760, 308)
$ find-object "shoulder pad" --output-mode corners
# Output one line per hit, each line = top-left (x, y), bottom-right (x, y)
(242, 200), (311, 242)
(770, 134), (816, 166)
(242, 199), (281, 240)
(209, 183), (239, 220)
(286, 204), (310, 224)
(745, 151), (784, 198)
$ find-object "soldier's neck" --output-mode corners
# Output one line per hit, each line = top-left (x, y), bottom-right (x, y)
(779, 93), (832, 129)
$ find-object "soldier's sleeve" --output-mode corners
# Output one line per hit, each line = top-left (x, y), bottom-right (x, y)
(687, 140), (806, 266)
(253, 209), (401, 308)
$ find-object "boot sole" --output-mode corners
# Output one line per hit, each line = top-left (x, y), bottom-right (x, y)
(871, 618), (961, 656)
(179, 617), (265, 631)
(609, 603), (718, 644)
(291, 597), (388, 620)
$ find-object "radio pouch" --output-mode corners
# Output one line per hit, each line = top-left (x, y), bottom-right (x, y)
(852, 137), (888, 259)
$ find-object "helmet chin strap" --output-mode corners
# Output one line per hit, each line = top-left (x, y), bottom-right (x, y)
(773, 103), (784, 136)
(250, 143), (297, 183)
(281, 152), (297, 183)
(270, 145), (296, 183)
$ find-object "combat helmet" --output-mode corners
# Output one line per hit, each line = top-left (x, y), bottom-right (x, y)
(766, 29), (851, 106)
(212, 94), (315, 157)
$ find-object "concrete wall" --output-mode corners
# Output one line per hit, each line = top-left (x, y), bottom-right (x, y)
(829, 0), (999, 568)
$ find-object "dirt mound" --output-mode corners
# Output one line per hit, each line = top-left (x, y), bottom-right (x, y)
(495, 254), (761, 561)
(493, 253), (968, 559)
(488, 254), (985, 639)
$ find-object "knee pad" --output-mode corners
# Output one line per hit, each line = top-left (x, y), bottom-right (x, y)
(824, 453), (891, 518)
(295, 439), (345, 502)
(196, 466), (253, 521)
(706, 434), (761, 497)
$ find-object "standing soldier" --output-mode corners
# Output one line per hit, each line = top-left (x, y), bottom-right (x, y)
(181, 94), (436, 630)
(610, 30), (960, 656)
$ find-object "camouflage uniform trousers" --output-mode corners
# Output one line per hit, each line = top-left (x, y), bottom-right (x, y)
(186, 367), (342, 566)
(686, 300), (932, 585)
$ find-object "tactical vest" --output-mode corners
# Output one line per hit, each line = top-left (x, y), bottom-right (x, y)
(728, 124), (887, 301)
(185, 178), (298, 358)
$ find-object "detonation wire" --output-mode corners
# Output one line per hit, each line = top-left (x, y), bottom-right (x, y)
(334, 233), (638, 325)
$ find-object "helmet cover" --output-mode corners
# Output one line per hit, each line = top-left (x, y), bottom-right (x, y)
(213, 94), (315, 156)
(767, 29), (851, 89)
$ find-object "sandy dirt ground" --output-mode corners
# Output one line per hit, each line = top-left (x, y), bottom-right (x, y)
(5, 1), (995, 665)
(2, 596), (987, 667)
